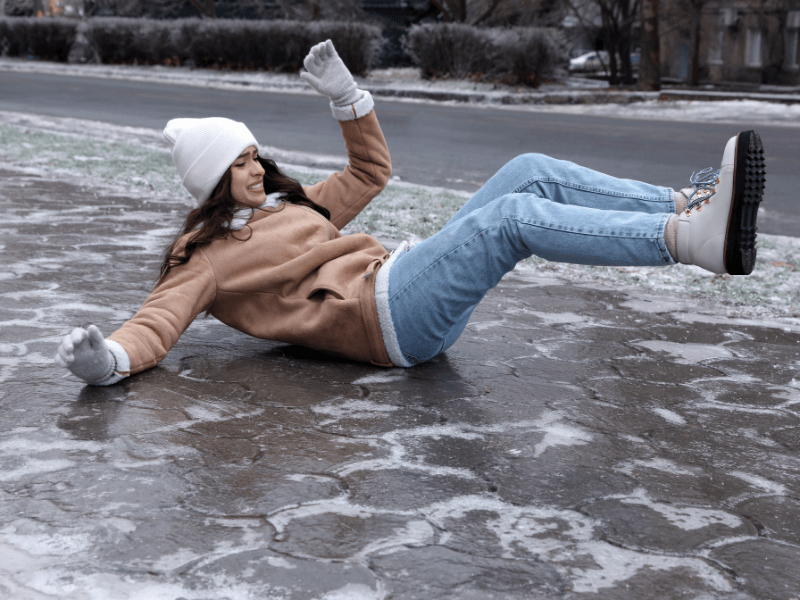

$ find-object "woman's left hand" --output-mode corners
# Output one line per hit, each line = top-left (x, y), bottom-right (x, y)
(300, 40), (360, 107)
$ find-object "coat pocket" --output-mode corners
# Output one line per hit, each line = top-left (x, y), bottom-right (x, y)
(306, 284), (346, 301)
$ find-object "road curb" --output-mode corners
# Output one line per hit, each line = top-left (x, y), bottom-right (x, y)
(369, 86), (800, 106)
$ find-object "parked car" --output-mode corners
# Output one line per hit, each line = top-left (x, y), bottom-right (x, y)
(569, 51), (609, 72)
(569, 51), (640, 73)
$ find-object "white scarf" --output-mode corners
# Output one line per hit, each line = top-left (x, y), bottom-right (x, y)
(227, 192), (286, 231)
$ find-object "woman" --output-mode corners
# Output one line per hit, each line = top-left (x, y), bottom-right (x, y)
(55, 40), (766, 385)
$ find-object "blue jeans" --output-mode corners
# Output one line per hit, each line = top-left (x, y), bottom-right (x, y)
(386, 153), (676, 366)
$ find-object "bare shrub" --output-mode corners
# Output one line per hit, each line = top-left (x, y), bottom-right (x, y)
(0, 16), (383, 73)
(0, 17), (77, 61)
(83, 18), (186, 65)
(185, 20), (382, 74)
(404, 22), (566, 87)
(73, 17), (381, 74)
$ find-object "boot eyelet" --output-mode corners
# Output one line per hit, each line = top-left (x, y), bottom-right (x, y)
(686, 210), (692, 216)
(704, 198), (711, 204)
(696, 206), (702, 212)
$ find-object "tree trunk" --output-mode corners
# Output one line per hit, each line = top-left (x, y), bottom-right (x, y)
(638, 0), (660, 90)
(602, 7), (619, 84)
(618, 0), (633, 84)
(689, 0), (703, 86)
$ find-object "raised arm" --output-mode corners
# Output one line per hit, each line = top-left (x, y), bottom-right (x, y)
(303, 110), (391, 229)
(299, 40), (392, 229)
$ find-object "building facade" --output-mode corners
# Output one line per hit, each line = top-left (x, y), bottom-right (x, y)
(660, 0), (800, 86)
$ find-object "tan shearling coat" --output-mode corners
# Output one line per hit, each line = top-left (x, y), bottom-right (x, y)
(109, 109), (393, 374)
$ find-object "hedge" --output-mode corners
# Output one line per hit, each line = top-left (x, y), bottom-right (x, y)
(403, 23), (567, 87)
(0, 17), (383, 75)
(0, 17), (77, 62)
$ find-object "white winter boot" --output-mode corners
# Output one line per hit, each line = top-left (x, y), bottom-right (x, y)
(675, 130), (765, 275)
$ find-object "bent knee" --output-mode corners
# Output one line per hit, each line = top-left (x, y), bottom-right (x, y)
(500, 153), (558, 174)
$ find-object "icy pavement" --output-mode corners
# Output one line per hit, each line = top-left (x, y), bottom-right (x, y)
(2, 57), (800, 128)
(2, 113), (800, 599)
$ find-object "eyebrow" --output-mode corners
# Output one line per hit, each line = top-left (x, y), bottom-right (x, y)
(236, 149), (256, 159)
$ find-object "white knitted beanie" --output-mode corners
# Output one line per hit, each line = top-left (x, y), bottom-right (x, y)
(163, 117), (259, 206)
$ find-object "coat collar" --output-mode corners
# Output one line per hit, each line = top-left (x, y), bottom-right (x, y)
(227, 192), (285, 230)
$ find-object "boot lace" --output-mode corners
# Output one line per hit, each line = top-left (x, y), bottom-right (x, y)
(685, 167), (720, 212)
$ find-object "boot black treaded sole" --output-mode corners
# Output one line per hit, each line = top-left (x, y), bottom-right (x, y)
(725, 130), (765, 276)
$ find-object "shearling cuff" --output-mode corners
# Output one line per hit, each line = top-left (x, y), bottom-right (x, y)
(374, 241), (414, 368)
(92, 339), (131, 386)
(330, 90), (375, 122)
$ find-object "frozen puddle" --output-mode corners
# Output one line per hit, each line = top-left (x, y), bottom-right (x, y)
(633, 340), (734, 364)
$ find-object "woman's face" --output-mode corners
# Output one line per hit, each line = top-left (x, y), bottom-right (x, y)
(230, 146), (266, 208)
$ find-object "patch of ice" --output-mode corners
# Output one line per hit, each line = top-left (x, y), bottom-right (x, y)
(694, 401), (785, 416)
(355, 519), (435, 559)
(564, 540), (732, 593)
(0, 435), (103, 454)
(319, 583), (382, 600)
(311, 399), (400, 427)
(633, 340), (734, 364)
(652, 407), (687, 425)
(615, 457), (696, 477)
(351, 373), (407, 385)
(727, 471), (787, 495)
(673, 312), (800, 333)
(265, 556), (296, 569)
(533, 421), (593, 457)
(0, 459), (76, 482)
(528, 311), (588, 325)
(467, 318), (508, 332)
(150, 548), (201, 573)
(104, 518), (137, 534)
(620, 298), (694, 313)
(424, 495), (732, 593)
(334, 416), (585, 477)
(1, 520), (93, 556)
(617, 489), (742, 531)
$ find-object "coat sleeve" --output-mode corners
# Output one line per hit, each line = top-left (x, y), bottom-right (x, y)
(303, 109), (392, 230)
(108, 248), (217, 375)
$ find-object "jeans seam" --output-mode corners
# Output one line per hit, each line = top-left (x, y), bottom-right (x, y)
(514, 176), (671, 203)
(390, 227), (498, 303)
(509, 216), (661, 240)
(656, 213), (675, 264)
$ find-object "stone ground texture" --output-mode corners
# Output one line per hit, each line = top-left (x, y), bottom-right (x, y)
(2, 166), (800, 599)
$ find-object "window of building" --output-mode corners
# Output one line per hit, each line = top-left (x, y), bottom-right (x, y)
(788, 30), (799, 69)
(787, 27), (800, 70)
(745, 28), (762, 67)
(709, 28), (724, 64)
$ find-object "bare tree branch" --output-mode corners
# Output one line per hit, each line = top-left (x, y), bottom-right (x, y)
(471, 0), (503, 26)
(428, 0), (453, 20)
(186, 0), (215, 17)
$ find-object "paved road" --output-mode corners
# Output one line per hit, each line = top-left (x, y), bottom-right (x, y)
(1, 71), (798, 236)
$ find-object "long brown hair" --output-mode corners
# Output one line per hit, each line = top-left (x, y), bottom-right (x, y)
(158, 157), (330, 283)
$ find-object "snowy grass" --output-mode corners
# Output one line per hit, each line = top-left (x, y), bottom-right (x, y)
(1, 110), (799, 321)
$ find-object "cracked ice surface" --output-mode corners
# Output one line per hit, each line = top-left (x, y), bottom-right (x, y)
(1, 114), (800, 599)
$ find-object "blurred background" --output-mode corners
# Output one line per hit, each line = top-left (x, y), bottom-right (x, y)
(1, 0), (798, 92)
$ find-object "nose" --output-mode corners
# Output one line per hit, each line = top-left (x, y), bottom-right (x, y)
(252, 160), (265, 176)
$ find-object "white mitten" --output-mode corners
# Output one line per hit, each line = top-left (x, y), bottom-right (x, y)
(55, 325), (116, 385)
(300, 40), (361, 107)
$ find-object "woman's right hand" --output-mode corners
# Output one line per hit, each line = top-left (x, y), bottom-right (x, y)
(54, 325), (116, 385)
(300, 39), (360, 107)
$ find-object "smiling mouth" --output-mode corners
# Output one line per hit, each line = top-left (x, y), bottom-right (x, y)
(247, 183), (263, 191)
